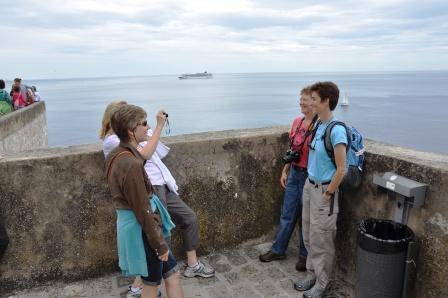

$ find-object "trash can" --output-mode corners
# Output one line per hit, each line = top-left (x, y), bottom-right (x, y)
(355, 218), (414, 298)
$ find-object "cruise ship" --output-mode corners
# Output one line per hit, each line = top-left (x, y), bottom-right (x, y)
(178, 71), (213, 79)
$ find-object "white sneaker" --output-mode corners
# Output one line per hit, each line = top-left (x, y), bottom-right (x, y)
(126, 286), (161, 298)
(303, 284), (326, 298)
(183, 260), (215, 278)
(126, 286), (142, 298)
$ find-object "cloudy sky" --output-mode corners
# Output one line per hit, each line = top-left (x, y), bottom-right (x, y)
(1, 0), (447, 79)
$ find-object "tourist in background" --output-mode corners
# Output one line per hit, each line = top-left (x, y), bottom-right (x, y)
(25, 88), (35, 105)
(105, 103), (184, 298)
(294, 82), (347, 298)
(11, 85), (27, 110)
(0, 80), (13, 116)
(259, 86), (316, 271)
(10, 78), (35, 106)
(10, 78), (27, 99)
(32, 86), (41, 102)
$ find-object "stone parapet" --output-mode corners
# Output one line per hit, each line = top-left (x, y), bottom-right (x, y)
(0, 127), (289, 293)
(335, 139), (448, 298)
(0, 127), (447, 297)
(0, 101), (48, 153)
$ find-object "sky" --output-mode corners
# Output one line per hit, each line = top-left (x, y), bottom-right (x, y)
(1, 0), (448, 79)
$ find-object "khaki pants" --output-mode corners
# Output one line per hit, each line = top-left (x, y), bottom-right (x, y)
(302, 179), (339, 289)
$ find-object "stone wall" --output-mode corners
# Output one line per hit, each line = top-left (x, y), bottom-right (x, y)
(0, 127), (289, 293)
(0, 101), (48, 154)
(1, 127), (448, 297)
(334, 140), (448, 298)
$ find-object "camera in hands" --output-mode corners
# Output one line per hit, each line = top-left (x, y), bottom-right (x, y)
(282, 149), (300, 164)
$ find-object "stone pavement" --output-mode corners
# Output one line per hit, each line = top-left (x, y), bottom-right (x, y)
(5, 238), (353, 298)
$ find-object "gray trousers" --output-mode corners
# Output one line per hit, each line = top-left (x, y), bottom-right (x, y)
(302, 179), (339, 289)
(153, 185), (199, 252)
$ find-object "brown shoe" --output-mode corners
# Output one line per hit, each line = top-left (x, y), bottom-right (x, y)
(296, 255), (307, 271)
(259, 250), (286, 262)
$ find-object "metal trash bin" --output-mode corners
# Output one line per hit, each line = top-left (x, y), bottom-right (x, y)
(355, 218), (414, 298)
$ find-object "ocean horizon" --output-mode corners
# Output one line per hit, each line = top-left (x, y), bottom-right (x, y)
(6, 70), (448, 155)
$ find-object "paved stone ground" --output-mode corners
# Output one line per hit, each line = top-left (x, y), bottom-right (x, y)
(5, 237), (353, 298)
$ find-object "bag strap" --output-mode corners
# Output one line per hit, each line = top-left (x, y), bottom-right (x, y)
(289, 117), (305, 148)
(290, 114), (319, 150)
(106, 150), (133, 182)
(322, 121), (351, 168)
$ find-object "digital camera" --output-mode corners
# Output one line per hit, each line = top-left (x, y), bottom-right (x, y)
(282, 149), (300, 164)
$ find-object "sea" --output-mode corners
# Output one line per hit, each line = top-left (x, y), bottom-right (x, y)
(11, 71), (448, 155)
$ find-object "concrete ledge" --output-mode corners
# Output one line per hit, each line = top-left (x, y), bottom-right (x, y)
(1, 127), (448, 297)
(0, 127), (289, 293)
(0, 101), (48, 153)
(335, 140), (448, 298)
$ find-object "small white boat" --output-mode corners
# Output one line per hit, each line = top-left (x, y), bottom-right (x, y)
(178, 71), (213, 79)
(341, 94), (349, 106)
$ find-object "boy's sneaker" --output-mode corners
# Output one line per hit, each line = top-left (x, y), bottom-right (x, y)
(183, 260), (215, 278)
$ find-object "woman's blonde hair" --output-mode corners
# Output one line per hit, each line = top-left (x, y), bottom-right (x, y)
(99, 100), (127, 139)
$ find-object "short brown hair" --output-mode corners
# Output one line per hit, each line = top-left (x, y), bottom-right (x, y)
(300, 86), (312, 96)
(99, 100), (127, 139)
(310, 81), (339, 111)
(111, 104), (147, 143)
(0, 80), (5, 89)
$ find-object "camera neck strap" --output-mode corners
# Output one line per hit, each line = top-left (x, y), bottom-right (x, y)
(289, 114), (318, 150)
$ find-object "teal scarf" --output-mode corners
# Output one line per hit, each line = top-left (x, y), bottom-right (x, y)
(116, 194), (175, 277)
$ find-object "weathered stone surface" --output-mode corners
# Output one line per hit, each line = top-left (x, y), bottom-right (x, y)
(0, 127), (288, 293)
(222, 250), (247, 266)
(1, 128), (448, 297)
(223, 271), (240, 285)
(0, 238), (416, 297)
(231, 284), (262, 298)
(207, 254), (232, 274)
(334, 139), (448, 298)
(0, 101), (47, 153)
(207, 284), (230, 298)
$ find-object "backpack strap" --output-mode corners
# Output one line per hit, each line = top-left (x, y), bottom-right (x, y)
(106, 150), (133, 182)
(309, 118), (321, 146)
(322, 121), (352, 168)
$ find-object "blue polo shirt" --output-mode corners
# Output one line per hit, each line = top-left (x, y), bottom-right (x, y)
(307, 117), (348, 182)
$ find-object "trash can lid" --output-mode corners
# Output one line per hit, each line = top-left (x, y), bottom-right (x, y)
(357, 218), (414, 254)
